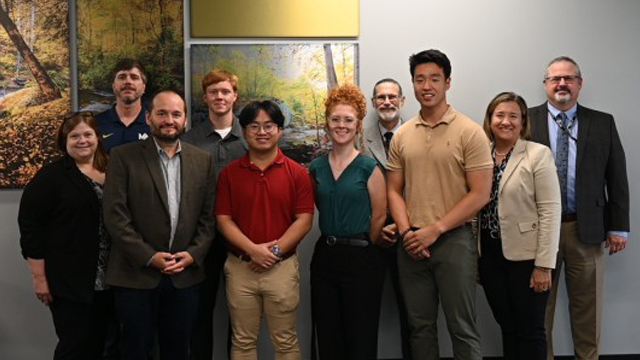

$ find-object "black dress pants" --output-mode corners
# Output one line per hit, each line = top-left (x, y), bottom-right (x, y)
(114, 277), (200, 360)
(478, 234), (549, 360)
(189, 236), (227, 360)
(49, 290), (111, 360)
(310, 238), (386, 360)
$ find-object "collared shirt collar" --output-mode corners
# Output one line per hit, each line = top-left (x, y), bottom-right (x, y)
(415, 105), (455, 127)
(153, 137), (182, 158)
(547, 102), (578, 121)
(378, 118), (403, 136)
(239, 148), (285, 170)
(202, 115), (242, 140)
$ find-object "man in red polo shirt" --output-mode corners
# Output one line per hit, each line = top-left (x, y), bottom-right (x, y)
(215, 100), (314, 360)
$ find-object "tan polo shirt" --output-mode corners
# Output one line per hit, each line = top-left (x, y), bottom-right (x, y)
(386, 106), (492, 227)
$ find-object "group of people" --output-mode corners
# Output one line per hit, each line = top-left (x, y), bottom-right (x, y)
(18, 49), (629, 360)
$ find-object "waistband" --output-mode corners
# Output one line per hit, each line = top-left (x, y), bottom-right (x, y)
(229, 249), (295, 262)
(320, 233), (370, 247)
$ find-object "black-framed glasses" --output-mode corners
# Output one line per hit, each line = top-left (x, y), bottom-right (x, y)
(246, 122), (278, 133)
(544, 75), (581, 85)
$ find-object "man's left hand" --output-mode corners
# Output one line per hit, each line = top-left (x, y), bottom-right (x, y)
(163, 251), (194, 274)
(605, 234), (628, 255)
(404, 224), (442, 257)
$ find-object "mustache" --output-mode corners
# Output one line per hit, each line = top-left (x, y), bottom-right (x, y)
(555, 86), (571, 93)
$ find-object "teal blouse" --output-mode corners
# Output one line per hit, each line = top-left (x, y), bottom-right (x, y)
(309, 154), (377, 236)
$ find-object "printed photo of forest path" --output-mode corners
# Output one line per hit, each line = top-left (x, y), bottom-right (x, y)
(0, 0), (69, 189)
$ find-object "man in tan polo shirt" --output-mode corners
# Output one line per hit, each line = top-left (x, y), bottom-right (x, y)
(387, 49), (493, 360)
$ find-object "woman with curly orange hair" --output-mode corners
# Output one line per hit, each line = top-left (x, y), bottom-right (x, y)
(309, 84), (387, 359)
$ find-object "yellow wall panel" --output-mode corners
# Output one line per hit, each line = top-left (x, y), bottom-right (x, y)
(191, 0), (359, 37)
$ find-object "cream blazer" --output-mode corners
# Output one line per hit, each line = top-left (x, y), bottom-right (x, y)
(478, 139), (561, 269)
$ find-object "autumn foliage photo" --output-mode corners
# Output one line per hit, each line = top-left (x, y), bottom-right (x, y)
(0, 0), (70, 189)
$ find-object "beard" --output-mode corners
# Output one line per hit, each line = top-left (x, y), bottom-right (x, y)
(553, 86), (573, 103)
(117, 88), (142, 105)
(151, 124), (185, 143)
(554, 92), (572, 103)
(376, 107), (400, 123)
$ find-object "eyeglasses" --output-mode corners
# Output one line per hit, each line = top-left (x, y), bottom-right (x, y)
(246, 122), (278, 133)
(544, 75), (581, 85)
(374, 94), (400, 103)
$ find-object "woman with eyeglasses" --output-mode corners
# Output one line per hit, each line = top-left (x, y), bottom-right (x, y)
(18, 112), (111, 360)
(478, 92), (561, 359)
(308, 84), (387, 359)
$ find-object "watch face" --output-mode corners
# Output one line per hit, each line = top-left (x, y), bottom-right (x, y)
(271, 245), (282, 256)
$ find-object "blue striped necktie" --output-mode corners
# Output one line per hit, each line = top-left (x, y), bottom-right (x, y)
(555, 112), (571, 215)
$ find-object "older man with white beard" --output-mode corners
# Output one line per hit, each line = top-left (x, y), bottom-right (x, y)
(362, 78), (412, 360)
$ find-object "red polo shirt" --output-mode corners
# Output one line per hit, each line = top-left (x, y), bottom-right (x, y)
(215, 149), (314, 251)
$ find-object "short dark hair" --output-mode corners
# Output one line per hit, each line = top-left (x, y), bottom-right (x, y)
(110, 58), (147, 84)
(409, 49), (451, 80)
(372, 78), (403, 97)
(239, 100), (285, 128)
(483, 91), (531, 141)
(147, 89), (187, 116)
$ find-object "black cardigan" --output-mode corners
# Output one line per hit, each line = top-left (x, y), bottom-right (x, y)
(18, 155), (102, 304)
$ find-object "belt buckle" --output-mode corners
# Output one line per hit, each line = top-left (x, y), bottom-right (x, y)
(326, 236), (337, 246)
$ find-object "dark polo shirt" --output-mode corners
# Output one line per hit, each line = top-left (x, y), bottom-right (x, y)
(181, 113), (247, 179)
(96, 104), (150, 153)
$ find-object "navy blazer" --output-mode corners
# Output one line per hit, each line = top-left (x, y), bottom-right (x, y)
(529, 103), (629, 244)
(19, 155), (102, 304)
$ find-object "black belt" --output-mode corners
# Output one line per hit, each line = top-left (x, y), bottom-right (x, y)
(229, 249), (295, 262)
(321, 234), (370, 247)
(562, 214), (577, 222)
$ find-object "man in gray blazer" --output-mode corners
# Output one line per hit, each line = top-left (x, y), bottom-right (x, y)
(529, 56), (630, 360)
(104, 90), (217, 360)
(362, 78), (412, 359)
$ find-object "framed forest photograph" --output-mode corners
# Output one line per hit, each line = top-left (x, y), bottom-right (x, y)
(0, 0), (70, 189)
(191, 43), (359, 166)
(76, 0), (184, 112)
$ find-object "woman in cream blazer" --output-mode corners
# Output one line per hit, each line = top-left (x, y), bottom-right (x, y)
(478, 92), (561, 360)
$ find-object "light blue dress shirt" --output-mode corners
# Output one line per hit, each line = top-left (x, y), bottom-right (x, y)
(546, 103), (627, 238)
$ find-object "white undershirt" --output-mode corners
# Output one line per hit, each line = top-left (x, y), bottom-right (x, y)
(214, 127), (232, 139)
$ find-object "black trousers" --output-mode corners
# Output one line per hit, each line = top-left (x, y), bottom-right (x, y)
(114, 277), (200, 360)
(49, 290), (112, 360)
(478, 233), (549, 360)
(310, 238), (386, 360)
(189, 236), (227, 360)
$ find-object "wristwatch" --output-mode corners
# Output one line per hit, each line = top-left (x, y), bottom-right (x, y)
(270, 244), (282, 259)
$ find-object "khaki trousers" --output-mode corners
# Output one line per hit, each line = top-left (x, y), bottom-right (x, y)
(545, 221), (604, 360)
(224, 253), (301, 360)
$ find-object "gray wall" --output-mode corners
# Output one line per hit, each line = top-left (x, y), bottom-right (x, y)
(1, 0), (638, 358)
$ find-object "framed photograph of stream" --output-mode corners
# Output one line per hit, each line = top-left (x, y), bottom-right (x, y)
(190, 43), (359, 166)
(0, 0), (70, 189)
(190, 0), (359, 38)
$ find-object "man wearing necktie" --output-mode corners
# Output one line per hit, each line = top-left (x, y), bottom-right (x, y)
(362, 78), (411, 359)
(529, 56), (630, 360)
